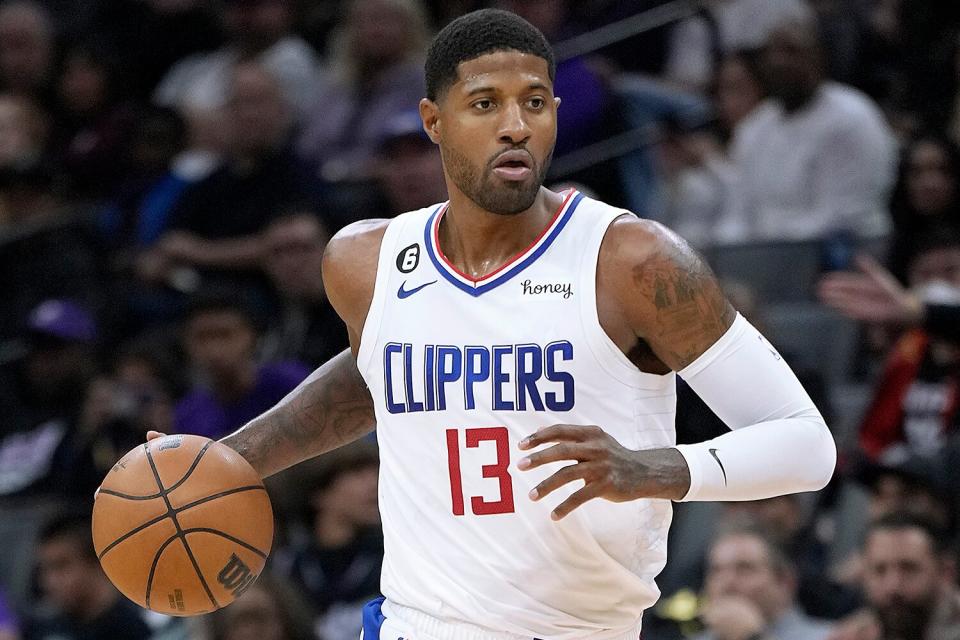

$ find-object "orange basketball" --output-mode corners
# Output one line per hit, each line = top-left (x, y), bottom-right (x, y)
(91, 434), (274, 616)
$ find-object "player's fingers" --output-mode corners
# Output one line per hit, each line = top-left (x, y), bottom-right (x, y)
(528, 462), (597, 501)
(519, 424), (601, 450)
(551, 484), (602, 521)
(518, 443), (590, 470)
(146, 430), (167, 441)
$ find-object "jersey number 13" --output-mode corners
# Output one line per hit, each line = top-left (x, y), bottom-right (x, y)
(445, 427), (515, 516)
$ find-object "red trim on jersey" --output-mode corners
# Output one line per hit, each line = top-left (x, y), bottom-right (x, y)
(431, 189), (575, 284)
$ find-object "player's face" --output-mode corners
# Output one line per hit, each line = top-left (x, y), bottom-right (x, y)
(424, 50), (558, 215)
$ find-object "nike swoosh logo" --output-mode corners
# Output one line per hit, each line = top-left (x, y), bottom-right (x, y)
(708, 448), (727, 485)
(397, 280), (437, 299)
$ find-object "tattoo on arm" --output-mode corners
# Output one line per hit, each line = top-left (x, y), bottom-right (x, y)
(632, 240), (735, 369)
(220, 349), (375, 478)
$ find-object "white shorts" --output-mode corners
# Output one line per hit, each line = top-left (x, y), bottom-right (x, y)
(360, 598), (642, 640)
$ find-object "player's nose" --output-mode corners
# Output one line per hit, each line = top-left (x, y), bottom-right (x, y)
(497, 100), (532, 145)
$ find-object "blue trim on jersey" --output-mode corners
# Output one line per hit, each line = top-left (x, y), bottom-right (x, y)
(424, 192), (584, 297)
(361, 597), (386, 639)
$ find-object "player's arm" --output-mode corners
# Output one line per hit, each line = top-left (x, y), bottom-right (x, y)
(216, 219), (390, 478)
(521, 217), (836, 517)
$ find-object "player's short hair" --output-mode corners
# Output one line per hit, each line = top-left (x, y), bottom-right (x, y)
(424, 9), (556, 102)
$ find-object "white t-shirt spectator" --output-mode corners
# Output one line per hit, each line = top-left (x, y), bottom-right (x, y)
(665, 0), (811, 88)
(153, 36), (320, 116)
(716, 82), (896, 243)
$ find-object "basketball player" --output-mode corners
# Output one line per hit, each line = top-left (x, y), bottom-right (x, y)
(152, 9), (836, 638)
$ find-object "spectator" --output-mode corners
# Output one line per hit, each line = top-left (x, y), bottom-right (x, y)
(375, 109), (446, 219)
(696, 526), (834, 640)
(297, 0), (429, 184)
(829, 513), (960, 640)
(85, 0), (224, 101)
(154, 0), (319, 123)
(886, 136), (960, 281)
(713, 50), (767, 144)
(274, 441), (381, 640)
(819, 253), (960, 345)
(174, 290), (309, 440)
(657, 51), (766, 248)
(0, 300), (101, 499)
(49, 40), (136, 202)
(851, 228), (960, 467)
(143, 62), (315, 297)
(716, 16), (897, 243)
(0, 587), (18, 640)
(206, 573), (316, 640)
(0, 92), (47, 169)
(664, 0), (810, 91)
(98, 106), (203, 334)
(720, 496), (860, 620)
(0, 1), (55, 102)
(0, 159), (104, 342)
(260, 213), (348, 368)
(21, 513), (152, 640)
(78, 333), (181, 480)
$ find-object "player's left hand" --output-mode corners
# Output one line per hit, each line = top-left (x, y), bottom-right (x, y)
(517, 424), (690, 520)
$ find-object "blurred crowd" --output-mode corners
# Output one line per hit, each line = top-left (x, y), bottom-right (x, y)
(2, 0), (960, 639)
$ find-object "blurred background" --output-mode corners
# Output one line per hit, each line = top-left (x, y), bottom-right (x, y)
(2, 0), (960, 639)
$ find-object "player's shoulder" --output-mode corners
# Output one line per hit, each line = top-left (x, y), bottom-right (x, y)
(325, 218), (392, 259)
(322, 218), (391, 331)
(600, 214), (693, 272)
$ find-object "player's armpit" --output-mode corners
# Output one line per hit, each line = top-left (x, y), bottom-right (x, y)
(600, 217), (735, 371)
(220, 349), (376, 479)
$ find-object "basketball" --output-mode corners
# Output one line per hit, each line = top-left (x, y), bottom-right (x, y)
(91, 434), (274, 616)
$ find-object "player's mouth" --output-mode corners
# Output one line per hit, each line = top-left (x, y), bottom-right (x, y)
(491, 150), (533, 181)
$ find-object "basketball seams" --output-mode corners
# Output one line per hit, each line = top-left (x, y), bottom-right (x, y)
(145, 533), (180, 609)
(100, 440), (214, 501)
(174, 484), (266, 513)
(164, 440), (214, 494)
(95, 486), (267, 561)
(182, 528), (269, 559)
(97, 511), (169, 560)
(98, 488), (164, 501)
(144, 444), (220, 610)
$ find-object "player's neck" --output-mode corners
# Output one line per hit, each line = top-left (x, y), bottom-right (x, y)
(439, 187), (565, 279)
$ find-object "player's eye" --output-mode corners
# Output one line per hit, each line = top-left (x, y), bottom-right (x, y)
(473, 99), (494, 111)
(528, 97), (545, 109)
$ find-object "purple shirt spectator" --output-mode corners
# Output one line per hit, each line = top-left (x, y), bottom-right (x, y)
(174, 361), (310, 440)
(0, 587), (17, 632)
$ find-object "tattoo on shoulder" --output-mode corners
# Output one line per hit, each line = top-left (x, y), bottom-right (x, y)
(632, 239), (735, 369)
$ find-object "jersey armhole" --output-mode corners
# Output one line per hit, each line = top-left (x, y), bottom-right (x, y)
(577, 211), (676, 391)
(356, 217), (408, 376)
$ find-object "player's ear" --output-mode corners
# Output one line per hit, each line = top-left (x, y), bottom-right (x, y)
(420, 97), (441, 144)
(554, 96), (561, 110)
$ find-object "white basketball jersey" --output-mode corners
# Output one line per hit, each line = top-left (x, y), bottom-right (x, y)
(357, 190), (677, 639)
